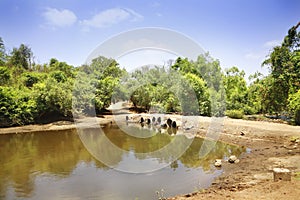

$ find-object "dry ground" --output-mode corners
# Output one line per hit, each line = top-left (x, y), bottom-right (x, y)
(170, 117), (300, 200)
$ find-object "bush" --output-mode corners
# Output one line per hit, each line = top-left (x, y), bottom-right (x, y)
(225, 109), (244, 119)
(243, 105), (256, 115)
(288, 90), (300, 125)
(0, 86), (37, 126)
(295, 109), (300, 125)
(23, 72), (40, 87)
(0, 66), (11, 85)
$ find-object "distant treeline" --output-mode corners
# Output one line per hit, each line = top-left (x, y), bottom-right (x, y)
(0, 23), (299, 127)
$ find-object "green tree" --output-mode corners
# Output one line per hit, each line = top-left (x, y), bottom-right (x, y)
(247, 72), (264, 114)
(192, 54), (226, 116)
(184, 73), (211, 115)
(73, 56), (125, 115)
(224, 67), (248, 113)
(33, 77), (73, 120)
(9, 44), (33, 70)
(0, 37), (6, 65)
(262, 22), (300, 114)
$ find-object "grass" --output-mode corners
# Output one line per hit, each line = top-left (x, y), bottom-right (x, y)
(290, 136), (300, 142)
(225, 110), (244, 119)
(294, 172), (300, 180)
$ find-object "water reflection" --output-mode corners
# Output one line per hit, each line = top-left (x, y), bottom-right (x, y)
(0, 127), (246, 200)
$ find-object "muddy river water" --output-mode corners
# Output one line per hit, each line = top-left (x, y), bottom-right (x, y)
(0, 125), (246, 199)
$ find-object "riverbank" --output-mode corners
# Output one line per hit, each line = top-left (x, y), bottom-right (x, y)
(1, 115), (300, 200)
(0, 116), (114, 134)
(170, 117), (300, 200)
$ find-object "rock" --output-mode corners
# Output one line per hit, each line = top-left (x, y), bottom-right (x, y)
(140, 117), (144, 123)
(161, 123), (168, 129)
(171, 121), (177, 128)
(273, 168), (291, 181)
(214, 159), (222, 167)
(146, 118), (151, 124)
(167, 118), (172, 127)
(152, 117), (156, 123)
(296, 139), (300, 143)
(228, 155), (238, 163)
(126, 116), (129, 121)
(240, 131), (245, 136)
(157, 117), (161, 124)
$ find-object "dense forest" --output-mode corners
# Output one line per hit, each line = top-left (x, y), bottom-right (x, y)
(0, 23), (299, 127)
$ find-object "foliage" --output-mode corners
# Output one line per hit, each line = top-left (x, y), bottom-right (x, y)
(126, 67), (180, 113)
(184, 73), (211, 115)
(224, 67), (248, 112)
(1, 22), (300, 126)
(0, 37), (6, 65)
(8, 44), (33, 70)
(0, 86), (37, 126)
(262, 22), (300, 115)
(288, 90), (300, 125)
(0, 66), (11, 86)
(225, 110), (244, 119)
(22, 72), (41, 87)
(33, 77), (73, 119)
(192, 54), (226, 116)
(171, 54), (225, 116)
(247, 72), (264, 114)
(73, 56), (125, 115)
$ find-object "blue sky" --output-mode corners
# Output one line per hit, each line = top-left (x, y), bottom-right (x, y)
(0, 0), (299, 78)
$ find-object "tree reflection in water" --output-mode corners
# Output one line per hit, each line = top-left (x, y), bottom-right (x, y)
(0, 126), (246, 199)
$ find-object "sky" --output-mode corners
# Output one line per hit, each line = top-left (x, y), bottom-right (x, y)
(0, 0), (299, 78)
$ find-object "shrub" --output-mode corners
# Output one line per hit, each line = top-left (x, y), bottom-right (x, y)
(0, 66), (11, 85)
(225, 109), (244, 119)
(243, 105), (256, 115)
(0, 86), (37, 126)
(288, 90), (300, 125)
(23, 72), (40, 87)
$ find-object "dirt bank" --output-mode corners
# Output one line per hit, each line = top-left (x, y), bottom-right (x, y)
(170, 117), (300, 200)
(0, 116), (114, 134)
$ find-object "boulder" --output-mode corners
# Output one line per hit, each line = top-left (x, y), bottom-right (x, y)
(171, 121), (177, 128)
(214, 159), (222, 167)
(157, 117), (161, 124)
(167, 118), (172, 127)
(228, 155), (238, 163)
(273, 168), (291, 181)
(146, 118), (151, 124)
(152, 117), (156, 123)
(140, 117), (144, 123)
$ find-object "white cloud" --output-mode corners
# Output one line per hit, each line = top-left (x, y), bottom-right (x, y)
(43, 8), (77, 28)
(81, 8), (143, 29)
(123, 8), (143, 22)
(263, 40), (281, 48)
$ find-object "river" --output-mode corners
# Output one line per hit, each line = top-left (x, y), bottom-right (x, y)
(0, 125), (246, 199)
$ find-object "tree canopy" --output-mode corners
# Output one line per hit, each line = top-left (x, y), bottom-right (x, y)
(0, 22), (300, 126)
